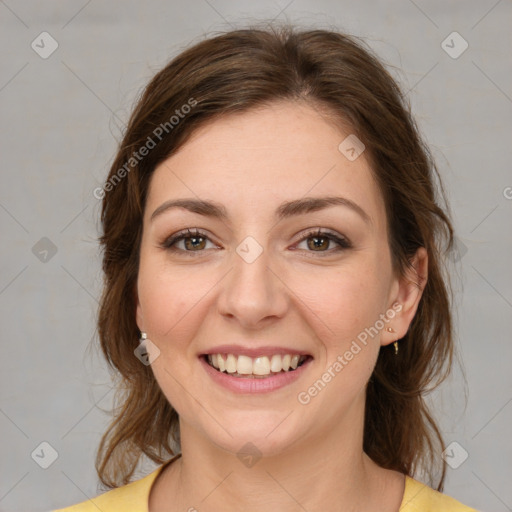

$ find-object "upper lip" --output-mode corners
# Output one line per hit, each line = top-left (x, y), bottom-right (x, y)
(200, 345), (312, 358)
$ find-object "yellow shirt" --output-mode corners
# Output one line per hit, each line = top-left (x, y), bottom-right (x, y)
(54, 459), (479, 512)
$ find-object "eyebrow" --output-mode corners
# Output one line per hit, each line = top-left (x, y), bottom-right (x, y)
(150, 196), (372, 225)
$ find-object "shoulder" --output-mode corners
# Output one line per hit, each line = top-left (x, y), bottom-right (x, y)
(52, 465), (164, 512)
(401, 476), (480, 511)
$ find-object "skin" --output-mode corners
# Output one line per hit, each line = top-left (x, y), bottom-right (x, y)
(135, 100), (428, 512)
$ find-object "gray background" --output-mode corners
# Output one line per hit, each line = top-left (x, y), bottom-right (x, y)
(0, 1), (511, 511)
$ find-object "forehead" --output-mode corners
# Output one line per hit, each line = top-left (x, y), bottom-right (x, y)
(146, 101), (386, 229)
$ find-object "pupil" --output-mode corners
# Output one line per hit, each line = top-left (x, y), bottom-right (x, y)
(185, 237), (204, 250)
(309, 236), (327, 250)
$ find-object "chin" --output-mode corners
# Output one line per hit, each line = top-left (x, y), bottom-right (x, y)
(211, 411), (305, 456)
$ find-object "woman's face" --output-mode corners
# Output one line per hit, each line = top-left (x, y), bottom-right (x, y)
(136, 101), (418, 457)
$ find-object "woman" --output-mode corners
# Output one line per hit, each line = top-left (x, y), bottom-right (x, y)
(55, 24), (479, 511)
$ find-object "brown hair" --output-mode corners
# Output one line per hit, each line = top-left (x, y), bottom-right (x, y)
(95, 23), (455, 491)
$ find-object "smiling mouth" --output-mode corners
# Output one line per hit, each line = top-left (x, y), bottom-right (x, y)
(202, 353), (311, 379)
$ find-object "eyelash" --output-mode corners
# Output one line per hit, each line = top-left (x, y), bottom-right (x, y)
(160, 228), (352, 257)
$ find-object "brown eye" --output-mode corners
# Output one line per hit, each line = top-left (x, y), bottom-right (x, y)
(306, 235), (330, 251)
(161, 228), (216, 255)
(183, 235), (207, 251)
(295, 229), (352, 255)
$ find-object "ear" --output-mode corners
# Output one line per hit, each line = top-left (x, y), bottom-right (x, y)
(381, 247), (428, 347)
(134, 282), (145, 333)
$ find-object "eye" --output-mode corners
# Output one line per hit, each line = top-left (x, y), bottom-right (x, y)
(294, 228), (352, 255)
(160, 227), (352, 257)
(160, 228), (218, 255)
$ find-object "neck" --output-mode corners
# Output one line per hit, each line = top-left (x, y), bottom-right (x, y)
(157, 405), (402, 511)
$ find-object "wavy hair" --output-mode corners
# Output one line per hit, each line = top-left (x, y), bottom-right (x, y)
(94, 23), (455, 491)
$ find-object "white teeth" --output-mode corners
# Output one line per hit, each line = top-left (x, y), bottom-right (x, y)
(217, 354), (225, 372)
(237, 355), (253, 375)
(270, 354), (282, 372)
(225, 354), (237, 373)
(206, 353), (308, 376)
(253, 356), (270, 375)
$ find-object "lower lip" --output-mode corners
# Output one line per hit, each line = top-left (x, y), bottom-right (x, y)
(199, 356), (313, 394)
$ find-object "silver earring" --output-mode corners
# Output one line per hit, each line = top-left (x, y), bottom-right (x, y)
(140, 331), (147, 341)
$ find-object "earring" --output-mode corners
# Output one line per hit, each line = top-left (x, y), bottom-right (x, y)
(386, 327), (399, 355)
(140, 331), (147, 341)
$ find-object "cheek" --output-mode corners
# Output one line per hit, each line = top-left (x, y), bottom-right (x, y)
(286, 258), (387, 401)
(136, 256), (212, 413)
(137, 254), (210, 346)
(291, 260), (386, 339)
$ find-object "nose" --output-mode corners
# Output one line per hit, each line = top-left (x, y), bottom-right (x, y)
(216, 241), (288, 330)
